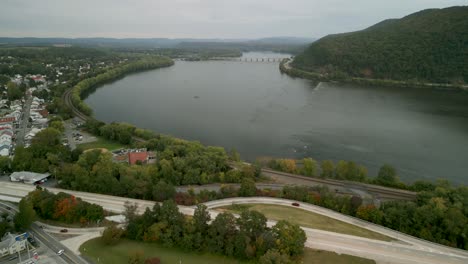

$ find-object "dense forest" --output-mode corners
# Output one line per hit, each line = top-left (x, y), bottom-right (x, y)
(292, 6), (468, 84)
(27, 189), (104, 225)
(120, 201), (306, 263)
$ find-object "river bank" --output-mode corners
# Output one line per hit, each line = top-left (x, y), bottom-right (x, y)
(72, 56), (174, 116)
(279, 59), (468, 91)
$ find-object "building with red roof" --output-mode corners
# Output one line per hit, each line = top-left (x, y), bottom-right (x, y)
(128, 151), (148, 165)
(0, 117), (15, 124)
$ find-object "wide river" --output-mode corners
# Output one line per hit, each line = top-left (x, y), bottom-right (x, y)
(86, 52), (468, 184)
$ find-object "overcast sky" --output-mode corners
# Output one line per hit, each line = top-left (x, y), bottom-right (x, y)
(0, 0), (466, 39)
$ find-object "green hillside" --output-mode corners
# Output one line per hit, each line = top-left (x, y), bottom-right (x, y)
(292, 6), (468, 84)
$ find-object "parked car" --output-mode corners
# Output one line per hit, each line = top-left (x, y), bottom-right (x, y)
(291, 202), (300, 207)
(57, 249), (64, 255)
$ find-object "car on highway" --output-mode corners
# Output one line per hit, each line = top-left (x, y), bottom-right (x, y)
(291, 202), (300, 207)
(57, 249), (64, 255)
(60, 229), (68, 233)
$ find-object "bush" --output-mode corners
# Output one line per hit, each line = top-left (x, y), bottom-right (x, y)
(144, 257), (161, 264)
(101, 225), (124, 245)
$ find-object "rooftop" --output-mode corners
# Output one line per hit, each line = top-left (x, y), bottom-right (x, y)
(10, 171), (50, 184)
(128, 151), (148, 165)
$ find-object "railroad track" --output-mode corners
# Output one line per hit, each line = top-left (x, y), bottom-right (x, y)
(261, 168), (417, 200)
(63, 87), (146, 143)
(62, 88), (90, 122)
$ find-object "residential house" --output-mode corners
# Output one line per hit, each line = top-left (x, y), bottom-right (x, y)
(0, 233), (27, 257)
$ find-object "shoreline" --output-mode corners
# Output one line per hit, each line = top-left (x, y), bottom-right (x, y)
(279, 59), (468, 91)
(70, 56), (174, 117)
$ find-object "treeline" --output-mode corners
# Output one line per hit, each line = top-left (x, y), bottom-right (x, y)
(0, 211), (14, 237)
(71, 56), (173, 116)
(140, 177), (468, 250)
(28, 188), (104, 225)
(267, 158), (409, 189)
(0, 47), (113, 76)
(111, 201), (306, 263)
(153, 48), (242, 60)
(267, 183), (468, 250)
(292, 7), (468, 85)
(57, 146), (253, 199)
(12, 126), (79, 173)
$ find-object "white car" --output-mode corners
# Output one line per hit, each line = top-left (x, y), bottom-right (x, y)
(57, 249), (64, 256)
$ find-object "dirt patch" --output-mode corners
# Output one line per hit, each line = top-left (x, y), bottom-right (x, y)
(83, 148), (109, 153)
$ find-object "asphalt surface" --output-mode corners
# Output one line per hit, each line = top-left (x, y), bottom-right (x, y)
(0, 201), (87, 264)
(1, 182), (467, 264)
(15, 95), (33, 147)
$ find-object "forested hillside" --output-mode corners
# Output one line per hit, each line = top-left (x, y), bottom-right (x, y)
(292, 6), (468, 84)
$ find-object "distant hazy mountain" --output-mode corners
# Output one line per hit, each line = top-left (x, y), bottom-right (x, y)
(0, 36), (315, 50)
(250, 37), (316, 44)
(293, 6), (468, 84)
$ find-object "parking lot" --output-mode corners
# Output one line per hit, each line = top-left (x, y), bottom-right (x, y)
(63, 120), (97, 150)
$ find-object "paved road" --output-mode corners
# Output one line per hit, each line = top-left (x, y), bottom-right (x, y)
(0, 201), (87, 264)
(1, 182), (467, 264)
(205, 198), (468, 264)
(16, 95), (33, 147)
(176, 183), (285, 194)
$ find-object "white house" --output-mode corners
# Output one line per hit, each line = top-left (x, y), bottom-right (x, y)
(0, 145), (9, 156)
(0, 233), (27, 257)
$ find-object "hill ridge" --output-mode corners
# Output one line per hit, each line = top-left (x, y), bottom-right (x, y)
(292, 6), (468, 84)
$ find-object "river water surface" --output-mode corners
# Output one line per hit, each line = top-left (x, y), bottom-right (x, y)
(85, 52), (468, 184)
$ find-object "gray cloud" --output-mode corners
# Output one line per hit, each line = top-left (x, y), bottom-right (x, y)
(0, 0), (466, 38)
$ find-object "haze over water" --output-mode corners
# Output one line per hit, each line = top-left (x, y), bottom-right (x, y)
(86, 52), (468, 184)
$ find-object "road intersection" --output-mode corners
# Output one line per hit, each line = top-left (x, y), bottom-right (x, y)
(1, 182), (467, 264)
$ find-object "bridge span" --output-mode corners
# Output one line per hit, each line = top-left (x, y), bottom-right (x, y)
(210, 57), (287, 62)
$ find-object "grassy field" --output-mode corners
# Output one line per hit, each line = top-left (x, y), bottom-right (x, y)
(304, 249), (375, 264)
(80, 238), (375, 264)
(80, 238), (249, 264)
(77, 137), (126, 151)
(218, 204), (393, 242)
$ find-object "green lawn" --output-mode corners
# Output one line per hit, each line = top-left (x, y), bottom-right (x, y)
(303, 249), (375, 264)
(80, 238), (249, 264)
(218, 204), (394, 242)
(80, 238), (375, 264)
(77, 136), (126, 151)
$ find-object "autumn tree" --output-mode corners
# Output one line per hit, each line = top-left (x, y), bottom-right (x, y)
(320, 160), (334, 178)
(271, 220), (306, 256)
(356, 205), (383, 224)
(101, 225), (124, 245)
(259, 249), (292, 264)
(277, 159), (297, 174)
(375, 164), (400, 187)
(239, 177), (257, 197)
(301, 158), (318, 177)
(54, 196), (78, 222)
(128, 251), (145, 264)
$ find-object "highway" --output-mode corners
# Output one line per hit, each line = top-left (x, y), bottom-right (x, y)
(1, 182), (467, 264)
(0, 200), (87, 264)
